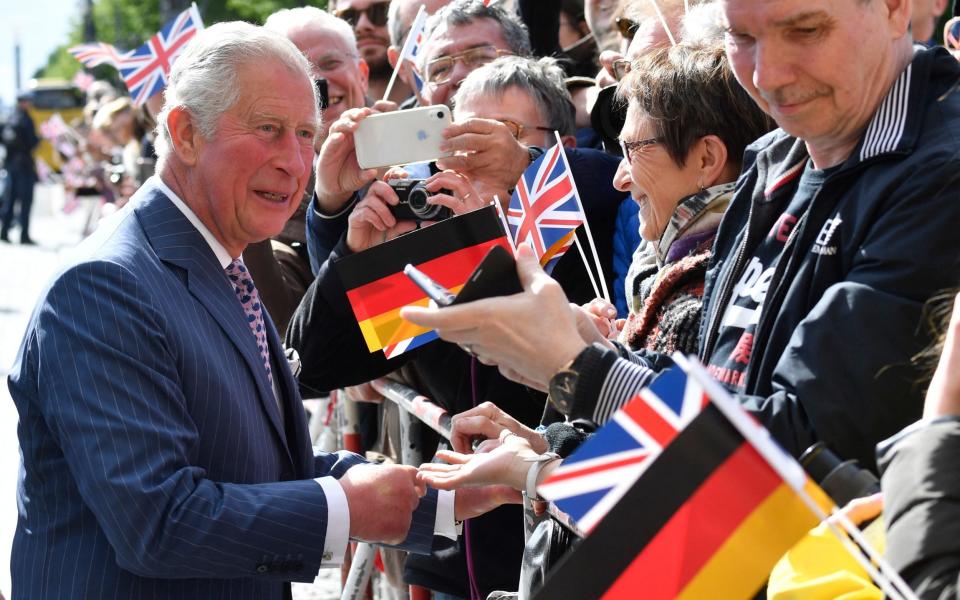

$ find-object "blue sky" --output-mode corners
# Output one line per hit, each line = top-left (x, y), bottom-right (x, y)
(0, 0), (78, 109)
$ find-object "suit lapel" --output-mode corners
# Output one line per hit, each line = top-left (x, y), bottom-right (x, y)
(262, 310), (313, 477)
(133, 182), (291, 454)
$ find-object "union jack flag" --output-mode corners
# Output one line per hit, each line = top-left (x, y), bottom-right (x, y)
(119, 4), (204, 106)
(67, 42), (129, 69)
(400, 5), (428, 91)
(507, 142), (584, 274)
(537, 367), (708, 533)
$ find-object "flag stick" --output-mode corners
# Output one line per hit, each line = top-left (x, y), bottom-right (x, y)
(828, 510), (919, 600)
(647, 0), (677, 46)
(575, 234), (602, 300)
(383, 4), (426, 101)
(491, 196), (517, 252)
(553, 131), (610, 303)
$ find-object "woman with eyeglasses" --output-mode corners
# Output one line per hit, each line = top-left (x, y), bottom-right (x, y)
(604, 43), (772, 355)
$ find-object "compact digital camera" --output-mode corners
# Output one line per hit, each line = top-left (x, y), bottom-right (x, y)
(388, 179), (453, 222)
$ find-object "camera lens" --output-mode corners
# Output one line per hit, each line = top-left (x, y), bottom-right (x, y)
(408, 185), (440, 219)
(436, 111), (444, 119)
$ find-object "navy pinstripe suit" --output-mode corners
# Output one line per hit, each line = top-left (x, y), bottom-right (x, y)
(8, 181), (438, 599)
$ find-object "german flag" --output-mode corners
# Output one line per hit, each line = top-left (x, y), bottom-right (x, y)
(534, 403), (834, 600)
(334, 206), (511, 355)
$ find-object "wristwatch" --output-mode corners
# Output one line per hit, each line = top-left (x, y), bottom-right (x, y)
(526, 145), (545, 166)
(524, 452), (561, 501)
(547, 343), (608, 416)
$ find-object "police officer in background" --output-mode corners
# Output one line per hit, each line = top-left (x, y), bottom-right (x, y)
(0, 91), (39, 245)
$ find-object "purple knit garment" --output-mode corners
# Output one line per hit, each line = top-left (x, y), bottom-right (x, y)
(226, 259), (273, 385)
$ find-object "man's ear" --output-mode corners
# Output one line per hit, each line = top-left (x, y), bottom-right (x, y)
(166, 106), (201, 166)
(885, 0), (912, 38)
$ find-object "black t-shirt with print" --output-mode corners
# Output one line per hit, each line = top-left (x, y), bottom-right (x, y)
(706, 161), (836, 391)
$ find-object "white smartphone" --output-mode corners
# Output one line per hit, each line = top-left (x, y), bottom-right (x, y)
(354, 105), (453, 170)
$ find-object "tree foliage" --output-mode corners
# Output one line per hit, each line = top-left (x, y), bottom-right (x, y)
(36, 0), (329, 82)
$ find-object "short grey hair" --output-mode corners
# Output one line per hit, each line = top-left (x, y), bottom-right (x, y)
(154, 21), (317, 168)
(680, 2), (725, 45)
(453, 56), (575, 137)
(265, 6), (360, 56)
(419, 0), (531, 71)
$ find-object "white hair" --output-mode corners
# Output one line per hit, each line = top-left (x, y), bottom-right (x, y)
(154, 21), (317, 169)
(264, 6), (360, 56)
(680, 2), (725, 45)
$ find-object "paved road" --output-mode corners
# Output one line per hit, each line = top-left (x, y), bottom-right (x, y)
(0, 184), (345, 599)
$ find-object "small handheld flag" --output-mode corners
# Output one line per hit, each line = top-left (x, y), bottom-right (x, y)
(507, 142), (584, 274)
(68, 42), (128, 69)
(538, 367), (708, 533)
(335, 206), (511, 359)
(534, 355), (836, 600)
(383, 4), (428, 100)
(119, 3), (204, 106)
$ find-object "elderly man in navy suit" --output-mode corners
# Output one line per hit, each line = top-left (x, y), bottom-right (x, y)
(6, 21), (502, 600)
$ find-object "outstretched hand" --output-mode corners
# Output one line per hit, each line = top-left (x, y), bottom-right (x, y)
(400, 244), (588, 391)
(419, 433), (539, 491)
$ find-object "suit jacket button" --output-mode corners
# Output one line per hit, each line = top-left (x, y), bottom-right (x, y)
(256, 564), (269, 574)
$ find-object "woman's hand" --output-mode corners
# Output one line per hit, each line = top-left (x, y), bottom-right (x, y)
(418, 432), (540, 491)
(448, 402), (548, 454)
(345, 181), (418, 253)
(423, 169), (489, 215)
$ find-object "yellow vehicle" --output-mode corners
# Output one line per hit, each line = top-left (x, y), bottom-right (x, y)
(25, 78), (85, 171)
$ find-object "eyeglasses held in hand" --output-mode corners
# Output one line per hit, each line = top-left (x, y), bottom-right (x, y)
(425, 46), (514, 85)
(335, 1), (390, 28)
(619, 136), (664, 163)
(497, 119), (554, 141)
(611, 58), (632, 82)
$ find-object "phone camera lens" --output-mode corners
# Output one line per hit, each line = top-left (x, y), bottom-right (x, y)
(436, 111), (444, 119)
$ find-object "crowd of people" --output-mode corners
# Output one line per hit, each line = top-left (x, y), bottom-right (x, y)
(4, 0), (960, 598)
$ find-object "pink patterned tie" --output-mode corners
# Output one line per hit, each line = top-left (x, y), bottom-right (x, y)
(226, 259), (273, 385)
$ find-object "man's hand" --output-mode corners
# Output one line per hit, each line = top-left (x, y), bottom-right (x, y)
(315, 107), (388, 214)
(924, 292), (960, 418)
(345, 181), (418, 253)
(423, 169), (489, 215)
(400, 244), (588, 391)
(338, 463), (426, 545)
(436, 118), (530, 198)
(449, 402), (547, 454)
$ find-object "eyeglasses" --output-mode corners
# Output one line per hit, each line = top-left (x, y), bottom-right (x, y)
(497, 119), (554, 141)
(620, 136), (664, 162)
(334, 1), (390, 28)
(425, 46), (514, 85)
(615, 17), (639, 40)
(611, 58), (632, 82)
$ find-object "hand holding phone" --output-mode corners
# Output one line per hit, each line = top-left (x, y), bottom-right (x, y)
(404, 264), (456, 307)
(402, 245), (521, 308)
